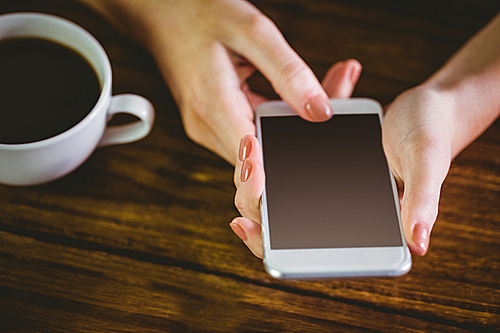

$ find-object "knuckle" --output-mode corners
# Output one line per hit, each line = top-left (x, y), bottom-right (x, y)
(181, 118), (202, 145)
(179, 98), (211, 144)
(184, 96), (209, 122)
(183, 125), (201, 145)
(418, 192), (440, 224)
(234, 188), (257, 219)
(241, 12), (275, 37)
(234, 193), (248, 214)
(278, 61), (312, 96)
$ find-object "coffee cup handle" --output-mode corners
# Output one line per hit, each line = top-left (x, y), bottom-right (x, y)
(98, 94), (155, 148)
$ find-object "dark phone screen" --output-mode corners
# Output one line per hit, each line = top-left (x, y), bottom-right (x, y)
(261, 114), (403, 249)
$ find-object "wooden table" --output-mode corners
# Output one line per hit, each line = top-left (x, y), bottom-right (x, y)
(1, 1), (499, 331)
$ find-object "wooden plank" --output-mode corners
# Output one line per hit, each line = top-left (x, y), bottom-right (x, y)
(0, 231), (489, 332)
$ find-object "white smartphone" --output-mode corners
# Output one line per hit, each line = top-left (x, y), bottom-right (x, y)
(256, 98), (412, 280)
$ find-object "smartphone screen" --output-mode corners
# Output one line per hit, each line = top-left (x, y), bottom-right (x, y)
(261, 114), (403, 250)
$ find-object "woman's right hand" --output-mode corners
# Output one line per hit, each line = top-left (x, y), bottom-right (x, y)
(81, 0), (338, 165)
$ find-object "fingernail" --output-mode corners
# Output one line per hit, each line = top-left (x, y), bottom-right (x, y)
(349, 61), (362, 85)
(230, 221), (247, 241)
(239, 136), (251, 161)
(412, 223), (429, 254)
(240, 159), (252, 182)
(305, 95), (333, 121)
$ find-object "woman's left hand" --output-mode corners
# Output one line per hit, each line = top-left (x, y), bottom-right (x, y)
(230, 60), (362, 258)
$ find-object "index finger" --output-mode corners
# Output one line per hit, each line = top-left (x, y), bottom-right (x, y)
(220, 6), (333, 122)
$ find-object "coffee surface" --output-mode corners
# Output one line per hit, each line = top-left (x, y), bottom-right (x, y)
(0, 38), (100, 144)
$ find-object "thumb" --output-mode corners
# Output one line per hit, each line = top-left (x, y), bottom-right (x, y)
(400, 156), (450, 255)
(401, 184), (439, 256)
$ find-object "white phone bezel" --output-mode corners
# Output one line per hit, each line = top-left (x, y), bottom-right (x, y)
(256, 98), (412, 280)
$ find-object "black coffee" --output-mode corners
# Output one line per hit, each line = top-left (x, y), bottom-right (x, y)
(0, 38), (101, 144)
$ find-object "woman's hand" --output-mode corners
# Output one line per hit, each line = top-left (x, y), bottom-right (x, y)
(382, 86), (453, 255)
(81, 0), (340, 165)
(383, 11), (500, 255)
(230, 60), (362, 258)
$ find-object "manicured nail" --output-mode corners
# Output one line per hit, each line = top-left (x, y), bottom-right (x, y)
(240, 159), (252, 182)
(349, 61), (362, 85)
(230, 221), (247, 241)
(305, 95), (333, 121)
(239, 136), (251, 161)
(412, 223), (429, 254)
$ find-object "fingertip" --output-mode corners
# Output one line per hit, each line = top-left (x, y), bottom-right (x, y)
(236, 135), (258, 186)
(230, 219), (248, 242)
(231, 217), (264, 258)
(321, 59), (362, 99)
(304, 95), (333, 122)
(346, 59), (362, 85)
(409, 243), (428, 256)
(400, 180), (441, 256)
(410, 222), (430, 256)
(240, 159), (253, 182)
(239, 135), (252, 162)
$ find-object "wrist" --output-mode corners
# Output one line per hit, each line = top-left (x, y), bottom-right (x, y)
(423, 62), (500, 157)
(419, 13), (500, 158)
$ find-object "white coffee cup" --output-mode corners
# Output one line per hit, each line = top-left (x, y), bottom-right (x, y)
(0, 13), (155, 186)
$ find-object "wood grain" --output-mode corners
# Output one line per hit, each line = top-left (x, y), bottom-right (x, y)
(0, 0), (499, 332)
